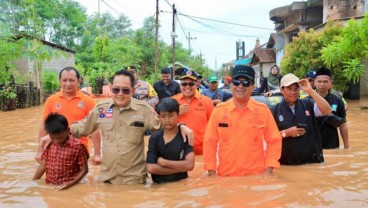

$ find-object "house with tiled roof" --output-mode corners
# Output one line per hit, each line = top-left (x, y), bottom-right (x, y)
(249, 34), (277, 87)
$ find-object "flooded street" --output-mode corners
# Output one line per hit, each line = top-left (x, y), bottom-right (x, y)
(0, 97), (367, 207)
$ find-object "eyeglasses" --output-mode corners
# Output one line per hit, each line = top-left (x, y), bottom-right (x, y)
(232, 79), (252, 87)
(111, 87), (131, 95)
(180, 82), (196, 87)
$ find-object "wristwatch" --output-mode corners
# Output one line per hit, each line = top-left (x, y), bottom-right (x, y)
(281, 130), (286, 138)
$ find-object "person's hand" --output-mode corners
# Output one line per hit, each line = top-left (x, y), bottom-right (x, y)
(179, 124), (194, 146)
(264, 167), (273, 175)
(179, 104), (190, 115)
(263, 92), (273, 97)
(55, 183), (69, 191)
(208, 170), (216, 176)
(93, 154), (101, 165)
(298, 79), (312, 93)
(287, 126), (306, 138)
(35, 135), (51, 163)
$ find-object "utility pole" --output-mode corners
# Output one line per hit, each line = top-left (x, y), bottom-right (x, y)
(154, 0), (159, 82)
(187, 32), (196, 54)
(98, 0), (100, 37)
(171, 4), (177, 74)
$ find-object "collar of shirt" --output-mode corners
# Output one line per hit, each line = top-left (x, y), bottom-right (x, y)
(227, 97), (257, 112)
(176, 91), (201, 101)
(50, 135), (77, 148)
(57, 89), (83, 98)
(108, 98), (140, 111)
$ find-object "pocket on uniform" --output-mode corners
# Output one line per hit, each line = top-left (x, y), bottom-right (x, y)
(125, 120), (145, 145)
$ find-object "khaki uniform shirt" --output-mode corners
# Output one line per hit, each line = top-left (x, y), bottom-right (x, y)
(134, 80), (159, 107)
(71, 98), (161, 184)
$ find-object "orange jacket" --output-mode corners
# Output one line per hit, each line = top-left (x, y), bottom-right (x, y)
(203, 98), (281, 176)
(42, 90), (95, 148)
(172, 92), (214, 155)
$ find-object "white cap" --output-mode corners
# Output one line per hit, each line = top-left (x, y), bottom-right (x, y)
(280, 73), (300, 88)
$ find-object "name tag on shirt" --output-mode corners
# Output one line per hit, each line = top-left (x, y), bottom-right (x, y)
(219, 123), (228, 127)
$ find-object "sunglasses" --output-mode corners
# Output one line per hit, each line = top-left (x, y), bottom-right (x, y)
(180, 82), (196, 87)
(111, 87), (131, 95)
(308, 78), (314, 82)
(232, 79), (252, 87)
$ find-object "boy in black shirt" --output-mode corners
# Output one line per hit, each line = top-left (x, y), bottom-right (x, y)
(146, 98), (195, 183)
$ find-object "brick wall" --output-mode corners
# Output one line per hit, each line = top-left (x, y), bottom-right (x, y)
(12, 44), (75, 76)
(41, 45), (75, 73)
(324, 0), (366, 22)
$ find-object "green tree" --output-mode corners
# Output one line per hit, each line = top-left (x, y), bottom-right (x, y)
(280, 21), (347, 91)
(23, 38), (53, 102)
(321, 14), (368, 89)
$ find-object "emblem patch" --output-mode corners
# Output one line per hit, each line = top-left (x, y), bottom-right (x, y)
(278, 115), (284, 122)
(77, 101), (84, 108)
(331, 104), (337, 111)
(305, 110), (310, 116)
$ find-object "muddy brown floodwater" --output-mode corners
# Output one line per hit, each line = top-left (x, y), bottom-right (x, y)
(0, 97), (367, 207)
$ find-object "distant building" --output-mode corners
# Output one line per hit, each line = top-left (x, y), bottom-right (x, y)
(250, 34), (276, 87)
(269, 0), (366, 66)
(12, 35), (75, 76)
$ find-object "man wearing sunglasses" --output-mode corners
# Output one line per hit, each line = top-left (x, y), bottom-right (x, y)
(172, 70), (214, 155)
(203, 65), (282, 176)
(70, 70), (194, 185)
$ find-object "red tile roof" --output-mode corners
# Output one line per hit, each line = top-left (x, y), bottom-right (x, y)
(251, 49), (276, 64)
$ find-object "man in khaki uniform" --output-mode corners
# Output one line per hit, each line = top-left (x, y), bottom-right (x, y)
(71, 70), (193, 185)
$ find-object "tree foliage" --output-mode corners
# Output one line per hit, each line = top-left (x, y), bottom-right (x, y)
(321, 14), (368, 87)
(1, 0), (212, 93)
(280, 20), (353, 91)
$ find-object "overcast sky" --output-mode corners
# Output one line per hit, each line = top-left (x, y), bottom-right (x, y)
(75, 0), (300, 70)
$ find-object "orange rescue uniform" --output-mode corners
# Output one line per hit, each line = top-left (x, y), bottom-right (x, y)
(42, 89), (95, 148)
(172, 92), (214, 155)
(203, 98), (282, 176)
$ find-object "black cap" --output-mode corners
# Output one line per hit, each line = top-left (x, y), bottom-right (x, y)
(125, 66), (138, 71)
(232, 65), (255, 82)
(315, 67), (332, 78)
(180, 69), (198, 80)
(160, 67), (172, 74)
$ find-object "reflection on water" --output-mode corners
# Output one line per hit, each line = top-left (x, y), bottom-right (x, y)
(1, 97), (368, 207)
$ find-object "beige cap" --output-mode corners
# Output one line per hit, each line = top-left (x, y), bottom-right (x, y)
(280, 73), (300, 88)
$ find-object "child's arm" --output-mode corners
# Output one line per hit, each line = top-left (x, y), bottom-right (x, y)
(156, 152), (195, 172)
(56, 163), (88, 191)
(33, 161), (46, 180)
(147, 163), (183, 175)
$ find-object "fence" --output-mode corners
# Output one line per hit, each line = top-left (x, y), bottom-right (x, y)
(0, 82), (40, 111)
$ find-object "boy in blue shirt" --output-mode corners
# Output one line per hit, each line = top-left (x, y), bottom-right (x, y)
(146, 98), (195, 183)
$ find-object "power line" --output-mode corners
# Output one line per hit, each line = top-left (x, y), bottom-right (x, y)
(184, 15), (258, 38)
(163, 0), (173, 9)
(176, 14), (188, 40)
(101, 0), (139, 28)
(161, 10), (274, 31)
